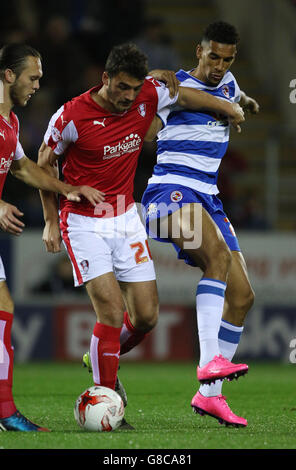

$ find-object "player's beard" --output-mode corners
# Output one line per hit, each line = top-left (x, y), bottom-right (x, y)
(9, 81), (27, 107)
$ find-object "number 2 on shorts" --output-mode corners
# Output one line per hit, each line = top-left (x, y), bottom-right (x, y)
(130, 240), (152, 264)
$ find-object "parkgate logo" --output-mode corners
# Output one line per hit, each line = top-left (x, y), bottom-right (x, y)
(289, 79), (296, 104)
(103, 133), (142, 160)
(0, 153), (14, 174)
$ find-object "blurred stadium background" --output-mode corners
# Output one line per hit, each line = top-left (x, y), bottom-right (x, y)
(1, 0), (296, 366)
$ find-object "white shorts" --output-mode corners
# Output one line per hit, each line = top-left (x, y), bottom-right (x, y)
(60, 204), (156, 286)
(0, 256), (6, 282)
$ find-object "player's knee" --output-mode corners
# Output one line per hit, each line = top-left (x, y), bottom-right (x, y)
(145, 306), (159, 330)
(91, 295), (125, 326)
(101, 305), (125, 327)
(133, 302), (159, 332)
(2, 299), (14, 314)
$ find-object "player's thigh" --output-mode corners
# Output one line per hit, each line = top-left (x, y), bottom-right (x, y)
(223, 251), (255, 325)
(60, 212), (114, 287)
(114, 205), (155, 274)
(119, 279), (159, 331)
(0, 281), (14, 313)
(85, 272), (126, 328)
(167, 203), (231, 270)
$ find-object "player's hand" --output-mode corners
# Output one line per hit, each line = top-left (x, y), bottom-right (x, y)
(243, 96), (260, 115)
(148, 69), (180, 98)
(228, 103), (245, 133)
(66, 186), (106, 207)
(42, 220), (62, 253)
(0, 200), (25, 235)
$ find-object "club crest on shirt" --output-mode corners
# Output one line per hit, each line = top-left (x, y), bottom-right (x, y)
(137, 103), (146, 117)
(222, 85), (230, 99)
(170, 190), (183, 202)
(80, 260), (89, 274)
(52, 126), (62, 142)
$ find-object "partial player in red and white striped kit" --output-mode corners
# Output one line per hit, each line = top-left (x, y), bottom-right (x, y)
(0, 44), (104, 432)
(38, 43), (244, 427)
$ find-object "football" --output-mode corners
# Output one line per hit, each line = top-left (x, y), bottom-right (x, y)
(74, 386), (124, 431)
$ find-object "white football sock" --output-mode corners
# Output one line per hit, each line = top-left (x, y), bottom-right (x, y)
(196, 278), (227, 368)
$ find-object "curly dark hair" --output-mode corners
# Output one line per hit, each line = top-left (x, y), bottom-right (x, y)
(105, 42), (148, 81)
(202, 21), (240, 45)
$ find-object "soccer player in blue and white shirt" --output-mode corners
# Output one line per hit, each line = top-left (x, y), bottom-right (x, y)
(142, 21), (259, 427)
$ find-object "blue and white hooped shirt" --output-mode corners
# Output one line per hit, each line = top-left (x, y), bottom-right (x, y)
(150, 69), (241, 195)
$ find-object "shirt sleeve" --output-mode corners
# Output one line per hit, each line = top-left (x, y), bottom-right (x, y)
(44, 105), (78, 155)
(146, 77), (179, 129)
(148, 78), (179, 112)
(155, 107), (171, 129)
(13, 114), (25, 160)
(14, 140), (25, 160)
(232, 76), (241, 103)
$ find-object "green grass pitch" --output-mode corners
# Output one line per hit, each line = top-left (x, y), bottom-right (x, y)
(0, 361), (295, 450)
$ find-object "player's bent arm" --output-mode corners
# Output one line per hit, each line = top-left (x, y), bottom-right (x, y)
(37, 142), (60, 223)
(37, 143), (62, 253)
(177, 87), (243, 120)
(11, 153), (71, 195)
(37, 142), (106, 215)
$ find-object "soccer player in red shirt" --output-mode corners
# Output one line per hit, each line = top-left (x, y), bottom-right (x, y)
(0, 44), (104, 431)
(38, 43), (244, 427)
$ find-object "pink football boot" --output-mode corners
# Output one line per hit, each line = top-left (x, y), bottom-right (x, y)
(191, 391), (247, 427)
(197, 354), (248, 384)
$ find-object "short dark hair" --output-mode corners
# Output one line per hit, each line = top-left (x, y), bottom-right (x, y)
(0, 43), (42, 79)
(202, 21), (240, 45)
(105, 42), (148, 81)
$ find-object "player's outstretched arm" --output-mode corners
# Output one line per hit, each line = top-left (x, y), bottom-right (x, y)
(147, 70), (245, 133)
(177, 87), (245, 132)
(11, 152), (105, 205)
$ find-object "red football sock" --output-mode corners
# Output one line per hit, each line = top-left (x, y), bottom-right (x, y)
(120, 311), (149, 355)
(0, 311), (17, 418)
(90, 322), (121, 390)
